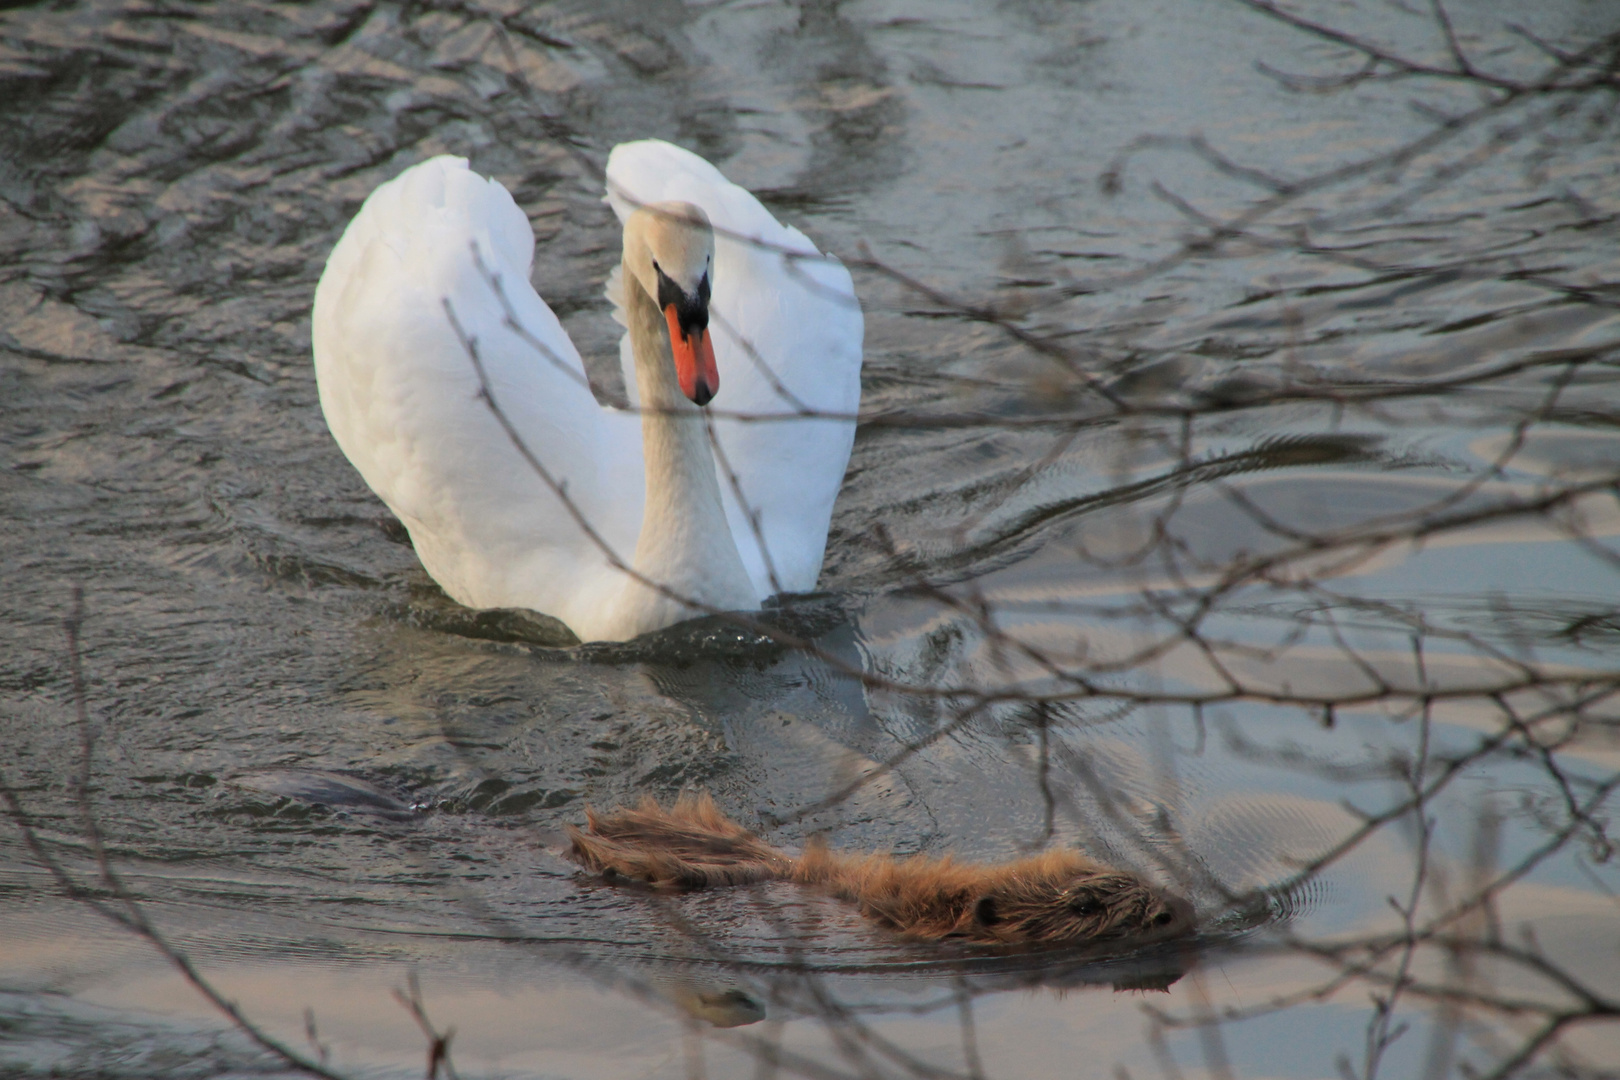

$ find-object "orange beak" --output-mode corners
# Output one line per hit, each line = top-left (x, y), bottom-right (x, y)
(664, 305), (719, 407)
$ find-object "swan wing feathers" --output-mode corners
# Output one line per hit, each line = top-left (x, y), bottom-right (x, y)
(313, 156), (643, 631)
(606, 140), (864, 597)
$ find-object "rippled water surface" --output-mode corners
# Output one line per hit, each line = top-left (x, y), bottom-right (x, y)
(4, 0), (1619, 1077)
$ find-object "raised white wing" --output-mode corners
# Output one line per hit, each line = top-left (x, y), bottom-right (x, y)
(312, 156), (644, 636)
(605, 141), (864, 597)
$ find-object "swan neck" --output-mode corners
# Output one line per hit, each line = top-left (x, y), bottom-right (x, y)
(619, 266), (755, 630)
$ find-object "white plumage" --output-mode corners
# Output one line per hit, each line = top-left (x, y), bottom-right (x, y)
(311, 140), (862, 642)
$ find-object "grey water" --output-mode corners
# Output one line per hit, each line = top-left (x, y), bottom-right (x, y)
(3, 0), (1619, 1077)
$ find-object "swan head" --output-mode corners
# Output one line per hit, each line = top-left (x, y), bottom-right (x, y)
(625, 201), (718, 407)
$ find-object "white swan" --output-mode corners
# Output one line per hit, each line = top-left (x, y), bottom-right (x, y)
(311, 141), (863, 642)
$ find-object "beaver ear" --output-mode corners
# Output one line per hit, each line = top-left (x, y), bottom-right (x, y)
(973, 896), (1001, 926)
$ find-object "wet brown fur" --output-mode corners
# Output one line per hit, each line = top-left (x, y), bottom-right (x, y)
(567, 793), (795, 889)
(568, 794), (1193, 945)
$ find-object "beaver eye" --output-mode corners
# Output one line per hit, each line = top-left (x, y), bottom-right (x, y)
(1069, 896), (1102, 917)
(973, 896), (1001, 926)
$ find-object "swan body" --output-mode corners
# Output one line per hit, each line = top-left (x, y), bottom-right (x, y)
(312, 141), (862, 642)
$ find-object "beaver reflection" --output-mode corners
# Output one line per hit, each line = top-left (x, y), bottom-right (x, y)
(569, 794), (1195, 946)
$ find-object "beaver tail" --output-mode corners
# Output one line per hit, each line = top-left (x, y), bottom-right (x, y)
(567, 793), (796, 890)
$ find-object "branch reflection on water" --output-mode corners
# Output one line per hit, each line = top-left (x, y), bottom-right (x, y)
(1, 0), (1617, 1078)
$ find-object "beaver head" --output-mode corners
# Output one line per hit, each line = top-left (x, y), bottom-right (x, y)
(963, 869), (1194, 945)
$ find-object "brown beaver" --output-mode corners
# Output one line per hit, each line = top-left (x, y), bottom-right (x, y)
(568, 793), (1195, 945)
